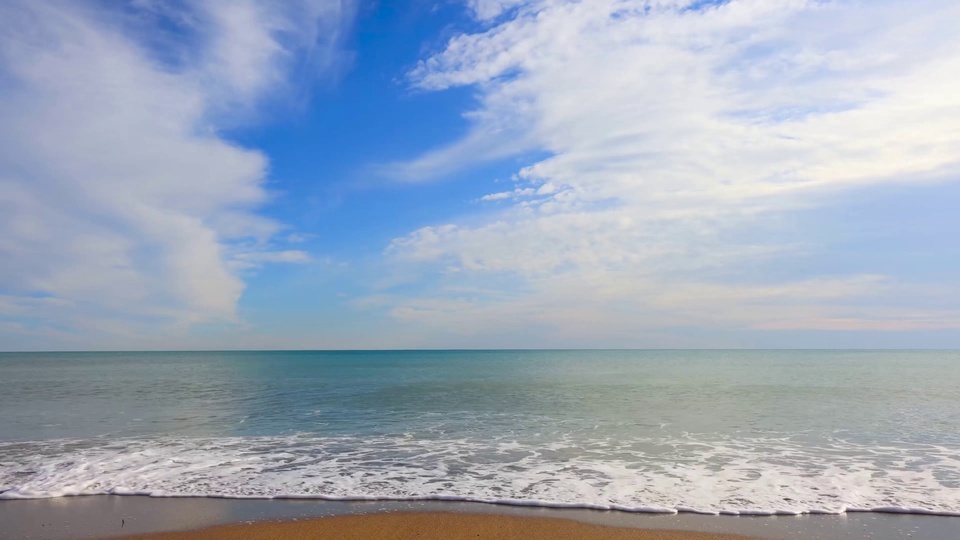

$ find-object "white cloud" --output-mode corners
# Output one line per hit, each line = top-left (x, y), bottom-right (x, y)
(410, 0), (960, 196)
(0, 0), (351, 347)
(233, 250), (312, 268)
(384, 0), (960, 342)
(466, 0), (529, 20)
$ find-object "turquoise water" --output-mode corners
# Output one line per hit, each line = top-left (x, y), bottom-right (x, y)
(1, 350), (959, 515)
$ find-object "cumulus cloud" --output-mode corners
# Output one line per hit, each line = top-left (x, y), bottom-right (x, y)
(0, 0), (350, 347)
(384, 0), (960, 342)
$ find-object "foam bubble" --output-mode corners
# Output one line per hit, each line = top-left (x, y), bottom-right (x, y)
(1, 434), (959, 516)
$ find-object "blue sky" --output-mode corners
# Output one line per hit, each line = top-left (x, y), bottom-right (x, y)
(1, 0), (959, 350)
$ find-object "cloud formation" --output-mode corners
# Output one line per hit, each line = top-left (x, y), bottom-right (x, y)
(386, 0), (960, 344)
(0, 0), (349, 347)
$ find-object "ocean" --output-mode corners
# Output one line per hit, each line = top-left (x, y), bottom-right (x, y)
(1, 350), (958, 516)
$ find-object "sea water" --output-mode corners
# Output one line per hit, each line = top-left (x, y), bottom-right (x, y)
(1, 350), (958, 516)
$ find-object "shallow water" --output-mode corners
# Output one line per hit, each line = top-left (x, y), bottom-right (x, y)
(1, 350), (959, 515)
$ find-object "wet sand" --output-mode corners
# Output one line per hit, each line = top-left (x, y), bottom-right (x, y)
(116, 512), (754, 540)
(2, 496), (958, 540)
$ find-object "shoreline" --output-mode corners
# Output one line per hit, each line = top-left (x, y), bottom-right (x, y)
(2, 496), (959, 540)
(5, 493), (960, 518)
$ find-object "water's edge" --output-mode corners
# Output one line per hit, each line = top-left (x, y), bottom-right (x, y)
(3, 490), (960, 517)
(2, 495), (960, 540)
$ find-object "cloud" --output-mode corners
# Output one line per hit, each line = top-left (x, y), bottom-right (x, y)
(368, 271), (960, 348)
(466, 0), (529, 20)
(382, 0), (960, 343)
(409, 0), (960, 193)
(0, 0), (351, 347)
(232, 250), (312, 269)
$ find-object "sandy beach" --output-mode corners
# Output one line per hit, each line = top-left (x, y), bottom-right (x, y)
(116, 513), (755, 540)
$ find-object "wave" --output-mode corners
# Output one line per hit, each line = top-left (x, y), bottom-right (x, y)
(2, 434), (959, 517)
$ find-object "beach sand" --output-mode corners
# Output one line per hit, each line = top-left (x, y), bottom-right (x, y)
(116, 512), (755, 540)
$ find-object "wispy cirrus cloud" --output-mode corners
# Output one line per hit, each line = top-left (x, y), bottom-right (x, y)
(0, 0), (352, 348)
(380, 0), (960, 344)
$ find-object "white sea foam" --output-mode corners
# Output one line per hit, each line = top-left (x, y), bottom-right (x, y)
(2, 434), (959, 516)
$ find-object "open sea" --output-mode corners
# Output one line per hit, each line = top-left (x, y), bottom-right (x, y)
(1, 350), (958, 516)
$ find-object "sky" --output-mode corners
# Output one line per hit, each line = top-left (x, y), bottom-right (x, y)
(1, 0), (959, 351)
